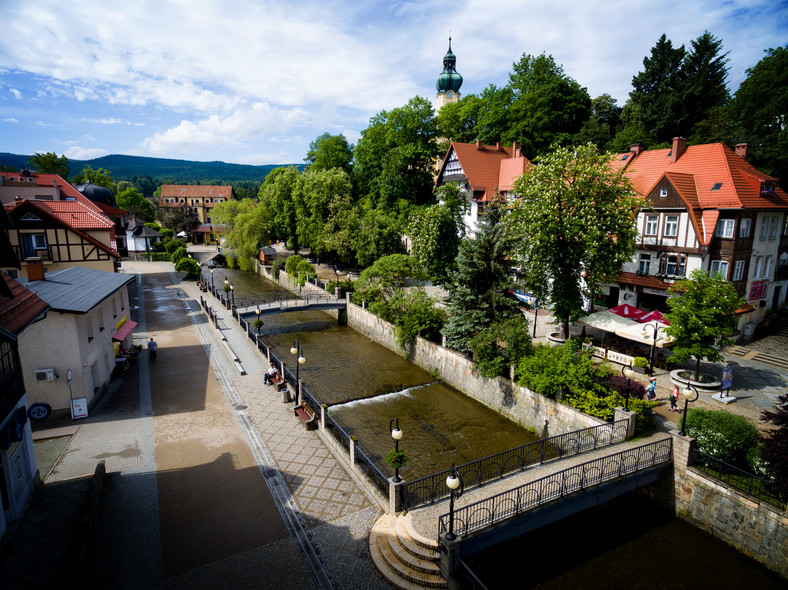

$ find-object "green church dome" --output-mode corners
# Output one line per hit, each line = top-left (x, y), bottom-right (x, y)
(436, 37), (463, 93)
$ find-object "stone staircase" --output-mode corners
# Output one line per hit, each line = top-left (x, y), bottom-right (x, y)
(369, 512), (446, 589)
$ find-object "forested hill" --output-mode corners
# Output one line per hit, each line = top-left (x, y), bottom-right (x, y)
(0, 152), (290, 183)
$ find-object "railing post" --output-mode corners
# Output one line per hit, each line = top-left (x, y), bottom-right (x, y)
(614, 407), (637, 440)
(388, 477), (405, 514)
(320, 405), (326, 433)
(670, 429), (696, 469)
(439, 535), (464, 590)
(349, 437), (356, 465)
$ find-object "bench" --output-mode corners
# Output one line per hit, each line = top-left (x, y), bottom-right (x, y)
(268, 372), (285, 391)
(294, 404), (317, 430)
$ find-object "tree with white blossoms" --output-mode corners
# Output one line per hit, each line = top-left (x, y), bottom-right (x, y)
(508, 144), (641, 339)
(665, 269), (744, 381)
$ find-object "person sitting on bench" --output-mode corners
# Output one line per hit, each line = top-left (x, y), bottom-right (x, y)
(263, 363), (278, 385)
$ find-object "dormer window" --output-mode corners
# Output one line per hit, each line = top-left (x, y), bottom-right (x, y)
(761, 182), (776, 195)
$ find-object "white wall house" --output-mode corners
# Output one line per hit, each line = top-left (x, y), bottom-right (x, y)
(19, 267), (136, 412)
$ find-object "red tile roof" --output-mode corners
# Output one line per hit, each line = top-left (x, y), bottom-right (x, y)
(438, 142), (531, 201)
(618, 143), (788, 210)
(0, 271), (49, 337)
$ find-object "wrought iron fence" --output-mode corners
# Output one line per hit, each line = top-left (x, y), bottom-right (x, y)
(458, 559), (489, 590)
(693, 449), (785, 509)
(403, 419), (629, 510)
(438, 438), (672, 539)
(354, 439), (391, 497)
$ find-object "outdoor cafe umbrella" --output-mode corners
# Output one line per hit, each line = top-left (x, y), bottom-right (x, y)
(607, 303), (645, 320)
(638, 310), (669, 325)
(615, 319), (675, 348)
(578, 310), (640, 348)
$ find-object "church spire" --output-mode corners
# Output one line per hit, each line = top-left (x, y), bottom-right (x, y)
(436, 36), (463, 109)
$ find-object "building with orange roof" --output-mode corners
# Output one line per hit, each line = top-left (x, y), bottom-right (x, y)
(436, 140), (531, 233)
(159, 184), (234, 245)
(607, 137), (788, 336)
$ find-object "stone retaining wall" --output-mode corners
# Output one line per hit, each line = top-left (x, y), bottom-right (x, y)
(345, 298), (603, 437)
(664, 433), (788, 579)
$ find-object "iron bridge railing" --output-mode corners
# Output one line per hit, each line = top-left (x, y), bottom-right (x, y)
(438, 438), (673, 539)
(403, 419), (630, 510)
(693, 449), (785, 510)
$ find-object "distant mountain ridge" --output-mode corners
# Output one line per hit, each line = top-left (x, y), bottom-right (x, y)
(0, 152), (294, 183)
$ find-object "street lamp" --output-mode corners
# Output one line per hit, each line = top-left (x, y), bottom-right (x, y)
(230, 284), (235, 308)
(209, 268), (214, 288)
(290, 340), (306, 403)
(621, 364), (635, 411)
(445, 463), (464, 542)
(389, 418), (403, 482)
(679, 384), (700, 436)
(641, 323), (665, 376)
(254, 307), (263, 335)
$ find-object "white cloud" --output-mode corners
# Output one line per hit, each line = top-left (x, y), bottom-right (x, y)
(4, 117), (19, 123)
(9, 88), (22, 99)
(64, 146), (108, 159)
(143, 102), (307, 155)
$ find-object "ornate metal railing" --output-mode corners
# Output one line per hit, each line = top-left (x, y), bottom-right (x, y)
(693, 449), (785, 509)
(458, 559), (489, 590)
(354, 439), (391, 497)
(403, 419), (629, 510)
(438, 438), (672, 539)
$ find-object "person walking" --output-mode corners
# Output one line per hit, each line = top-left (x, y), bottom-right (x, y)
(148, 337), (158, 361)
(669, 384), (680, 412)
(646, 377), (657, 401)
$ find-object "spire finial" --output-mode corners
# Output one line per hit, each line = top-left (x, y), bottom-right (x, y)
(448, 35), (452, 52)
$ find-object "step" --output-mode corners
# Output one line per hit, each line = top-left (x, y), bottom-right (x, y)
(403, 512), (440, 552)
(395, 514), (440, 562)
(369, 514), (447, 590)
(386, 523), (441, 575)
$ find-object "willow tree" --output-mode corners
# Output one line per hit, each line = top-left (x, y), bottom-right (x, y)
(665, 269), (744, 381)
(508, 144), (641, 339)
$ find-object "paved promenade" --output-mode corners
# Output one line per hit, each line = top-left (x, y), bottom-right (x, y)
(6, 261), (392, 589)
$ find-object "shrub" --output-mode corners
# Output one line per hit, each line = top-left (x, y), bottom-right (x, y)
(175, 257), (201, 279)
(684, 408), (761, 465)
(165, 238), (186, 254)
(272, 258), (286, 280)
(171, 247), (187, 265)
(159, 228), (174, 239)
(761, 393), (788, 499)
(285, 254), (304, 279)
(386, 289), (446, 349)
(599, 374), (646, 400)
(633, 356), (649, 368)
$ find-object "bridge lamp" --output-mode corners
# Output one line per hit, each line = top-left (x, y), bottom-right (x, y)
(445, 463), (464, 542)
(679, 384), (700, 437)
(621, 365), (635, 412)
(389, 418), (403, 483)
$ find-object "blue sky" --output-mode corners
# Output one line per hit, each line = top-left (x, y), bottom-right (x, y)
(1, 0), (786, 167)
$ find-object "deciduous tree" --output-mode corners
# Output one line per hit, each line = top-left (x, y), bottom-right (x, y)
(509, 144), (640, 339)
(28, 152), (69, 177)
(664, 269), (744, 381)
(305, 133), (354, 174)
(117, 186), (155, 220)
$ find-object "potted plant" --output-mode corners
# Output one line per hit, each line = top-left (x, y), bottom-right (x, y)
(633, 356), (649, 374)
(385, 448), (408, 470)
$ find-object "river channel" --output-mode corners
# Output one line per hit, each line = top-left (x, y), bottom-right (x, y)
(212, 268), (538, 481)
(213, 267), (783, 587)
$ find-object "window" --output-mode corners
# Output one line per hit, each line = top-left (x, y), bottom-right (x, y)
(659, 188), (668, 197)
(760, 217), (769, 239)
(20, 233), (47, 258)
(638, 254), (651, 274)
(769, 216), (778, 239)
(739, 218), (752, 238)
(711, 182), (723, 190)
(764, 257), (773, 279)
(733, 260), (745, 281)
(753, 257), (763, 279)
(645, 215), (658, 236)
(715, 219), (735, 238)
(664, 215), (679, 237)
(87, 318), (94, 342)
(710, 260), (729, 279)
(665, 254), (686, 276)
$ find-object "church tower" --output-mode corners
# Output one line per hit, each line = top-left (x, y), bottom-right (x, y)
(436, 37), (463, 110)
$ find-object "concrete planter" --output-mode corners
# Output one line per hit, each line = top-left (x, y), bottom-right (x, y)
(669, 369), (721, 391)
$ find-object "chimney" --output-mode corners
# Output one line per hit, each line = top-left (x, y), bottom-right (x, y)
(671, 137), (687, 162)
(476, 140), (483, 150)
(495, 142), (502, 151)
(513, 141), (521, 158)
(25, 257), (45, 281)
(735, 143), (748, 160)
(630, 144), (644, 157)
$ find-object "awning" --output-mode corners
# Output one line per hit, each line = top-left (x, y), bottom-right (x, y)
(638, 310), (669, 324)
(578, 310), (640, 332)
(608, 304), (645, 319)
(615, 320), (675, 348)
(112, 320), (138, 342)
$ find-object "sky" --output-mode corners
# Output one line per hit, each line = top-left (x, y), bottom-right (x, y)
(1, 0), (786, 167)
